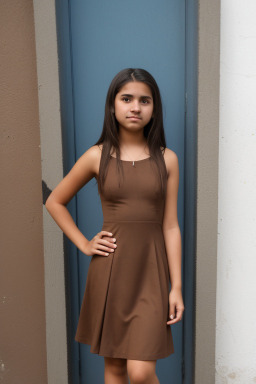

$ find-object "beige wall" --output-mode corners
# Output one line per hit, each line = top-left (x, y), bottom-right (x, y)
(0, 1), (47, 383)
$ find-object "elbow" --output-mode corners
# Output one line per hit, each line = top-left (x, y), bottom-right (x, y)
(45, 194), (54, 211)
(45, 195), (65, 211)
(45, 198), (50, 211)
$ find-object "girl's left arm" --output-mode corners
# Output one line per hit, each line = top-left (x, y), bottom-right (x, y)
(162, 149), (185, 324)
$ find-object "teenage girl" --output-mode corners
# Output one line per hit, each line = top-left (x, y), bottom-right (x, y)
(46, 68), (185, 384)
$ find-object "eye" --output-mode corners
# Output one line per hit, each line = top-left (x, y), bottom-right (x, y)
(122, 97), (130, 102)
(141, 99), (149, 104)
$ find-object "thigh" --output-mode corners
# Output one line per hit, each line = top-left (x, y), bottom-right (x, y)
(104, 356), (127, 373)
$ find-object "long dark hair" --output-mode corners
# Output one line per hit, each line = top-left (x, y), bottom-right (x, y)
(94, 68), (168, 197)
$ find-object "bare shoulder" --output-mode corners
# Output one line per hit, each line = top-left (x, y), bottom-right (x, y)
(64, 144), (102, 180)
(86, 143), (102, 160)
(45, 145), (102, 207)
(160, 146), (179, 177)
(97, 143), (103, 152)
(78, 144), (102, 177)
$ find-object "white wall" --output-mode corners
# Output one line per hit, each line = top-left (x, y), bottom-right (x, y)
(216, 0), (256, 382)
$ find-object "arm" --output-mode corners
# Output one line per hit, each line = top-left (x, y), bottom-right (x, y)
(162, 149), (185, 324)
(45, 145), (116, 256)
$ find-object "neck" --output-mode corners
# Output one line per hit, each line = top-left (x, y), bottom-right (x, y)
(118, 128), (147, 149)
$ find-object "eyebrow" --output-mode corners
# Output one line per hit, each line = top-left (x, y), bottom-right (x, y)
(121, 93), (152, 100)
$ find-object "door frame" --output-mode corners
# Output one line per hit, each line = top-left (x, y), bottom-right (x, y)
(34, 0), (220, 382)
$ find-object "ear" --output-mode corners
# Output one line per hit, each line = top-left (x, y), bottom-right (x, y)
(111, 107), (115, 113)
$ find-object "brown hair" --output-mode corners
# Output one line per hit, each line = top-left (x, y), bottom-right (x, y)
(94, 68), (168, 197)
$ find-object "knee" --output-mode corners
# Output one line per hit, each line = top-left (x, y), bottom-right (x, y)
(128, 366), (153, 384)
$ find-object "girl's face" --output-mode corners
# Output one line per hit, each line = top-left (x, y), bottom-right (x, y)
(114, 81), (154, 132)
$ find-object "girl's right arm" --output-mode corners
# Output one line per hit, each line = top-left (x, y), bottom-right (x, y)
(45, 145), (117, 257)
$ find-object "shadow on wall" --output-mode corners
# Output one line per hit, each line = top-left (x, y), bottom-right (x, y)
(42, 180), (52, 205)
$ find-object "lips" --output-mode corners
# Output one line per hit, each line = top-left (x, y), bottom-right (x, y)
(127, 116), (141, 120)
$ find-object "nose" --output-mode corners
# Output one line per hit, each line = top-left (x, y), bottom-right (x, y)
(130, 100), (141, 112)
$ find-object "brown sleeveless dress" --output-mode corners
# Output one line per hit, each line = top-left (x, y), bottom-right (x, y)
(75, 155), (174, 360)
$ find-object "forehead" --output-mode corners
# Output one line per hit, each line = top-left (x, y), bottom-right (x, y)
(117, 81), (152, 97)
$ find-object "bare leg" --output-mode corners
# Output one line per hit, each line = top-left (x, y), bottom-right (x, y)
(104, 357), (129, 384)
(127, 359), (160, 384)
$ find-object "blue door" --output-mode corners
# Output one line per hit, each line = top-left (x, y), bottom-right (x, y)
(56, 1), (189, 383)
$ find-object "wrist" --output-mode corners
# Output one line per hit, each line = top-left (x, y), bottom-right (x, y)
(79, 238), (89, 254)
(170, 285), (182, 291)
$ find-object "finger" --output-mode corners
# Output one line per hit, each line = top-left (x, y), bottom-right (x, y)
(166, 317), (181, 325)
(99, 238), (117, 250)
(167, 316), (178, 325)
(99, 231), (113, 238)
(166, 308), (184, 325)
(169, 303), (176, 320)
(97, 243), (116, 253)
(175, 307), (184, 321)
(94, 249), (110, 257)
(100, 233), (117, 247)
(102, 237), (117, 245)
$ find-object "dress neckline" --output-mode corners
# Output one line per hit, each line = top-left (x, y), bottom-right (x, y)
(110, 155), (151, 163)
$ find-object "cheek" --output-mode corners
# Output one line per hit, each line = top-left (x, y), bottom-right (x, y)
(115, 102), (126, 116)
(114, 106), (125, 122)
(146, 107), (154, 118)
